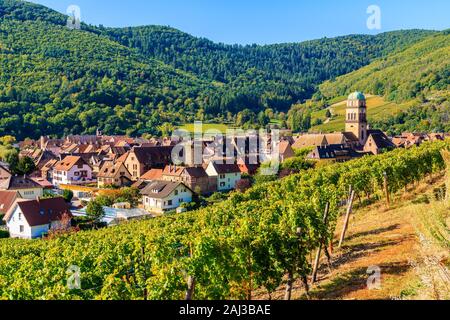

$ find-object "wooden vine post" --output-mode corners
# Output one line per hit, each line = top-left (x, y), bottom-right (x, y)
(141, 244), (148, 300)
(284, 271), (294, 301)
(441, 150), (450, 202)
(311, 203), (330, 283)
(383, 171), (390, 209)
(285, 227), (308, 300)
(339, 190), (356, 248)
(185, 276), (196, 300)
(185, 244), (196, 300)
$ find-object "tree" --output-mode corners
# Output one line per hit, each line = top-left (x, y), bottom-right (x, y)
(62, 190), (74, 203)
(236, 179), (252, 193)
(257, 112), (270, 127)
(3, 149), (19, 173)
(15, 156), (36, 175)
(86, 200), (105, 225)
(0, 136), (16, 146)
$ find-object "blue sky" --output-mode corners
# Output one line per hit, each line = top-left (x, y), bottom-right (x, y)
(29, 0), (449, 45)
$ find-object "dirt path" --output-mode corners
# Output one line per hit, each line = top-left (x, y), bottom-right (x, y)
(309, 205), (419, 300)
(257, 176), (447, 300)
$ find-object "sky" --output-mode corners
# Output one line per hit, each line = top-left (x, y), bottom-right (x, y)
(29, 0), (450, 45)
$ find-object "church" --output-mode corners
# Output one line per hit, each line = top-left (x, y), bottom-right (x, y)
(295, 91), (395, 161)
(345, 91), (395, 155)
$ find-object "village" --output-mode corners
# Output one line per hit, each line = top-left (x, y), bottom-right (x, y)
(0, 92), (446, 239)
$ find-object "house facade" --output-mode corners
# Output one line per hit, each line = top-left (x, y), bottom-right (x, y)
(53, 156), (93, 187)
(141, 181), (193, 214)
(97, 161), (133, 188)
(124, 146), (173, 181)
(0, 176), (44, 200)
(363, 130), (396, 155)
(205, 162), (242, 192)
(161, 165), (216, 195)
(279, 141), (295, 162)
(4, 197), (71, 239)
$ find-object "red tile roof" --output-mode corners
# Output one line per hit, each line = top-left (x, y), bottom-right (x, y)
(4, 197), (71, 227)
(141, 169), (163, 181)
(54, 156), (86, 171)
(0, 190), (18, 215)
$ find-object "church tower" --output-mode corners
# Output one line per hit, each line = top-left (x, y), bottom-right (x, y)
(345, 91), (368, 146)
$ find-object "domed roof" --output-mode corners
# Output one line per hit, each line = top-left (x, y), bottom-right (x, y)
(348, 91), (366, 100)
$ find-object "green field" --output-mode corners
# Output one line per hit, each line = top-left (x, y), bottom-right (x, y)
(178, 123), (232, 134)
(310, 95), (415, 133)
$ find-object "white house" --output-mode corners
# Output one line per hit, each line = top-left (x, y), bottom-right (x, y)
(3, 197), (72, 239)
(52, 156), (94, 187)
(205, 162), (242, 192)
(141, 180), (193, 214)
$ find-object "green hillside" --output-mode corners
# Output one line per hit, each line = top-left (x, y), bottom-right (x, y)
(0, 18), (216, 139)
(319, 32), (450, 103)
(371, 91), (450, 135)
(0, 0), (440, 139)
(310, 96), (415, 133)
(104, 25), (437, 104)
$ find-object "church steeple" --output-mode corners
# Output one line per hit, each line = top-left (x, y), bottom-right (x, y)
(345, 91), (368, 145)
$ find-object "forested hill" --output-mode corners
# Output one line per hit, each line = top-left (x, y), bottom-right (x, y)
(0, 0), (441, 140)
(319, 31), (450, 103)
(0, 0), (215, 139)
(104, 26), (436, 97)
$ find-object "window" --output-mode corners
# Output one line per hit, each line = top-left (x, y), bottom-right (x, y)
(19, 213), (22, 220)
(174, 190), (179, 196)
(168, 200), (173, 206)
(220, 182), (226, 187)
(19, 225), (24, 233)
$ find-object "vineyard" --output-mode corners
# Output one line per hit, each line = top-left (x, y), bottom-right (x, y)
(0, 141), (448, 300)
